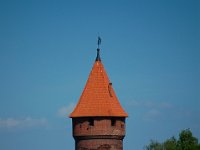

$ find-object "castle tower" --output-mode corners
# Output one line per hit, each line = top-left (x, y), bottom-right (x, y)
(69, 40), (128, 150)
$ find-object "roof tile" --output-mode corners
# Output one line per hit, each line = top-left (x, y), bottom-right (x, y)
(69, 60), (128, 118)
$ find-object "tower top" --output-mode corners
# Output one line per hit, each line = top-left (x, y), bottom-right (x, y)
(69, 40), (128, 118)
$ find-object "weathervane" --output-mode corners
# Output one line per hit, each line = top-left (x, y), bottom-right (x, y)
(96, 36), (101, 61)
(97, 36), (101, 49)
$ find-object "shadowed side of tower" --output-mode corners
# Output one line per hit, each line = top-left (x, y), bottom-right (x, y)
(69, 42), (128, 150)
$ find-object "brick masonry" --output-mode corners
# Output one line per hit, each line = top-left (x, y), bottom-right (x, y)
(72, 117), (126, 150)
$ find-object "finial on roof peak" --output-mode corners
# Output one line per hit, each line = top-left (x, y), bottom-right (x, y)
(96, 48), (101, 61)
(96, 36), (101, 61)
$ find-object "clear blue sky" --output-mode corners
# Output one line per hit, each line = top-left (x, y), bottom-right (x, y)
(0, 0), (199, 149)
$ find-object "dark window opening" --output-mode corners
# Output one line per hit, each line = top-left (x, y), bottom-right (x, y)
(111, 118), (116, 126)
(121, 124), (124, 128)
(89, 118), (94, 126)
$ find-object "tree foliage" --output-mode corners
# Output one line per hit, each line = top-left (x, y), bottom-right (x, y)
(145, 129), (200, 150)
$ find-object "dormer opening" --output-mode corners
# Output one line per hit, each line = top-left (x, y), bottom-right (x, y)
(108, 83), (113, 97)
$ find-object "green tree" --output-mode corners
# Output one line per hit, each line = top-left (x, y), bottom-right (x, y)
(145, 140), (164, 150)
(145, 129), (200, 150)
(163, 136), (177, 150)
(177, 129), (199, 150)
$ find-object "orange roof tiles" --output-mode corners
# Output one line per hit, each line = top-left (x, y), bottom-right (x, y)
(69, 59), (128, 118)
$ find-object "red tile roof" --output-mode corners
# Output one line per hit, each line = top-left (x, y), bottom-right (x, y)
(69, 59), (128, 118)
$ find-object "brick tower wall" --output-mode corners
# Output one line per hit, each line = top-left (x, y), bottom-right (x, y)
(72, 117), (126, 150)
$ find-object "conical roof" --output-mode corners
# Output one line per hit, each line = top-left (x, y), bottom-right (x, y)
(69, 49), (128, 118)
